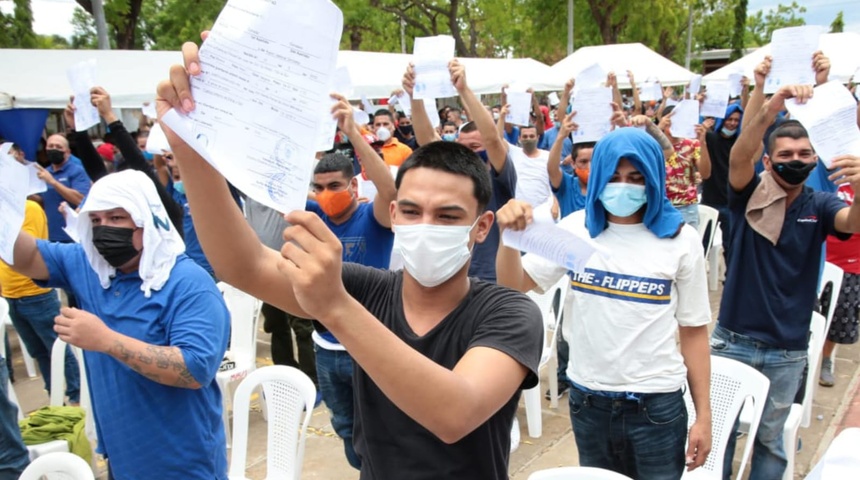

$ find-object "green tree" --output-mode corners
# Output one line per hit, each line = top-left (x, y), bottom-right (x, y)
(73, 0), (146, 49)
(745, 2), (806, 47)
(830, 11), (844, 33)
(730, 0), (747, 60)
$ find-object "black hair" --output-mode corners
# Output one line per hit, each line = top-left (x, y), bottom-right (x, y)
(314, 152), (355, 178)
(373, 109), (393, 122)
(441, 122), (457, 130)
(662, 105), (675, 117)
(572, 142), (596, 161)
(459, 121), (478, 134)
(395, 141), (492, 213)
(448, 107), (461, 115)
(521, 124), (538, 133)
(767, 120), (810, 155)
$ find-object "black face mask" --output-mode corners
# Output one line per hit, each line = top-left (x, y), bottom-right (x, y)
(92, 225), (140, 268)
(46, 149), (65, 165)
(399, 125), (414, 136)
(772, 160), (816, 186)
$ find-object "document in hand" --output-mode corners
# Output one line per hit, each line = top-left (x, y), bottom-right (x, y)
(315, 67), (353, 152)
(569, 87), (613, 144)
(574, 63), (607, 93)
(161, 0), (343, 214)
(728, 73), (744, 98)
(700, 81), (730, 119)
(669, 100), (700, 139)
(765, 26), (822, 94)
(0, 147), (28, 264)
(412, 35), (457, 100)
(506, 90), (532, 127)
(785, 81), (860, 169)
(687, 74), (702, 98)
(639, 81), (662, 102)
(66, 59), (100, 132)
(25, 163), (47, 196)
(502, 200), (607, 274)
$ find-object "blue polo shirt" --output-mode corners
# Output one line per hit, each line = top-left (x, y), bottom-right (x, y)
(553, 172), (587, 219)
(718, 175), (849, 350)
(42, 160), (91, 242)
(504, 126), (520, 146)
(35, 241), (229, 480)
(307, 201), (394, 269)
(470, 154), (517, 283)
(170, 189), (215, 277)
(538, 126), (574, 171)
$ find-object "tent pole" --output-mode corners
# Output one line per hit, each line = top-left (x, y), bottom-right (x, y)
(92, 0), (110, 50)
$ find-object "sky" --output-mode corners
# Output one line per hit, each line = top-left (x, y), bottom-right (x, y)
(0, 0), (858, 42)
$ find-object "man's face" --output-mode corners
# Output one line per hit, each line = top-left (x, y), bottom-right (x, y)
(398, 116), (412, 127)
(765, 137), (817, 189)
(373, 115), (394, 135)
(312, 171), (354, 195)
(447, 111), (459, 123)
(442, 125), (457, 136)
(608, 158), (646, 186)
(574, 148), (593, 172)
(723, 112), (741, 131)
(88, 207), (144, 266)
(456, 130), (483, 153)
(46, 135), (70, 164)
(520, 127), (538, 143)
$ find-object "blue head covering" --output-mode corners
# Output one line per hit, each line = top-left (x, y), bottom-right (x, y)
(585, 128), (684, 239)
(714, 103), (744, 137)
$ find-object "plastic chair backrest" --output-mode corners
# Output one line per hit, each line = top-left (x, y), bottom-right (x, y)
(0, 310), (24, 421)
(525, 274), (569, 366)
(817, 262), (844, 336)
(217, 282), (263, 364)
(0, 297), (9, 324)
(697, 205), (719, 257)
(50, 339), (96, 443)
(800, 312), (826, 428)
(684, 355), (770, 480)
(528, 466), (634, 479)
(229, 365), (316, 480)
(19, 451), (95, 480)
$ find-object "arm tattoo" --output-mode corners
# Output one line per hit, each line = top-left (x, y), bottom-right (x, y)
(108, 340), (201, 389)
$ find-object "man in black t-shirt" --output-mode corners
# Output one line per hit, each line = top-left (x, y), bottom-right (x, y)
(156, 44), (543, 479)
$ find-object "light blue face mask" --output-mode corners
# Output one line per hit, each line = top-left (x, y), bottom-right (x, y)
(173, 180), (185, 196)
(599, 183), (647, 217)
(442, 133), (457, 142)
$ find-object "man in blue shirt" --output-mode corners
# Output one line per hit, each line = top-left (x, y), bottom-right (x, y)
(713, 83), (860, 479)
(11, 170), (229, 480)
(38, 134), (92, 243)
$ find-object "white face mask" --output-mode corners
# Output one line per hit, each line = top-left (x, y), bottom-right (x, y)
(376, 126), (392, 142)
(721, 126), (737, 137)
(393, 219), (478, 287)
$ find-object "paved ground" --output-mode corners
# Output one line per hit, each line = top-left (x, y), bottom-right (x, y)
(8, 285), (860, 479)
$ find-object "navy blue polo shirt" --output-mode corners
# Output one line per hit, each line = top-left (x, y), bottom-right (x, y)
(42, 160), (92, 242)
(718, 175), (849, 350)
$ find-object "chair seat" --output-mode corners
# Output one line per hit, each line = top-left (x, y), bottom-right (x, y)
(28, 440), (70, 460)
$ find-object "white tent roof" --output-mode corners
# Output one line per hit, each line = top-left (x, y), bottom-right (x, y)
(704, 33), (860, 84)
(550, 43), (695, 88)
(0, 48), (557, 110)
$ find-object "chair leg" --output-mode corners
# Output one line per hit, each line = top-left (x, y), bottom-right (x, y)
(708, 245), (721, 291)
(547, 354), (559, 409)
(218, 379), (232, 448)
(523, 383), (542, 438)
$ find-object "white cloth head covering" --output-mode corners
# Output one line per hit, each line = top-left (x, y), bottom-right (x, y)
(77, 170), (185, 297)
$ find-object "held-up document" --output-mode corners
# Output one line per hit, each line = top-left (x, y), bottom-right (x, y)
(669, 100), (700, 139)
(141, 101), (158, 119)
(315, 66), (353, 152)
(423, 98), (440, 129)
(574, 63), (607, 92)
(506, 90), (532, 127)
(765, 26), (822, 94)
(161, 0), (343, 214)
(700, 81), (730, 118)
(62, 206), (81, 243)
(639, 81), (662, 102)
(687, 74), (702, 98)
(145, 123), (171, 155)
(547, 91), (560, 106)
(66, 59), (100, 131)
(569, 87), (612, 144)
(26, 163), (47, 195)
(502, 200), (606, 274)
(0, 151), (28, 264)
(395, 91), (412, 116)
(360, 94), (375, 114)
(412, 35), (457, 99)
(728, 73), (745, 98)
(785, 81), (860, 169)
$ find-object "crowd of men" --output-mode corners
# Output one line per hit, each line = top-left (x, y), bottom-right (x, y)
(1, 36), (860, 480)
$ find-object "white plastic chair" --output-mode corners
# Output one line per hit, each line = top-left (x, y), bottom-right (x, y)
(0, 314), (24, 421)
(229, 365), (316, 480)
(817, 262), (844, 339)
(697, 204), (719, 258)
(1, 297), (37, 378)
(781, 312), (827, 480)
(19, 451), (95, 480)
(528, 466), (634, 479)
(682, 355), (770, 480)
(216, 282), (263, 448)
(522, 273), (570, 438)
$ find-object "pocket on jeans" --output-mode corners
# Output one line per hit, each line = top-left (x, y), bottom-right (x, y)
(643, 394), (686, 426)
(709, 332), (729, 351)
(568, 389), (585, 415)
(783, 349), (807, 361)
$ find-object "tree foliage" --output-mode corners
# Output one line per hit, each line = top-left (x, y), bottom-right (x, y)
(745, 1), (805, 47)
(830, 11), (844, 34)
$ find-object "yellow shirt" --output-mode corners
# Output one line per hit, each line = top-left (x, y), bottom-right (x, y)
(0, 200), (52, 299)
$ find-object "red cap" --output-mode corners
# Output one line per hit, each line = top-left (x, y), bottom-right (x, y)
(97, 142), (114, 161)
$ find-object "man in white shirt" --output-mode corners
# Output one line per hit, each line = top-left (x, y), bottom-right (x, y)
(509, 125), (551, 206)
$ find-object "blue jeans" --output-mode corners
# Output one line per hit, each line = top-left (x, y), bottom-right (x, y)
(710, 325), (807, 480)
(314, 345), (360, 469)
(676, 204), (700, 230)
(7, 291), (80, 403)
(568, 385), (687, 479)
(0, 353), (29, 479)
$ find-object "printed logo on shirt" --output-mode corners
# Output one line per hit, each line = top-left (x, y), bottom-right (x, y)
(569, 268), (671, 305)
(797, 215), (818, 223)
(341, 236), (367, 263)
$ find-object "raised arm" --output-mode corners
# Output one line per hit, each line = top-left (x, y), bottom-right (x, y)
(630, 111), (674, 159)
(695, 124), (712, 180)
(402, 64), (442, 145)
(548, 111), (578, 189)
(529, 88), (544, 136)
(494, 199), (539, 293)
(628, 70), (642, 114)
(739, 76), (751, 111)
(730, 85), (812, 191)
(742, 56), (771, 132)
(331, 93), (396, 228)
(556, 78), (574, 123)
(450, 60), (509, 172)
(608, 72), (623, 110)
(64, 98), (108, 182)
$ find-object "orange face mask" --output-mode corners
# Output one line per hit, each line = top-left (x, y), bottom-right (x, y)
(575, 167), (589, 185)
(317, 188), (354, 218)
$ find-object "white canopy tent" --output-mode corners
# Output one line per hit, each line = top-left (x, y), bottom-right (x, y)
(550, 43), (696, 88)
(0, 48), (558, 110)
(703, 32), (860, 85)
